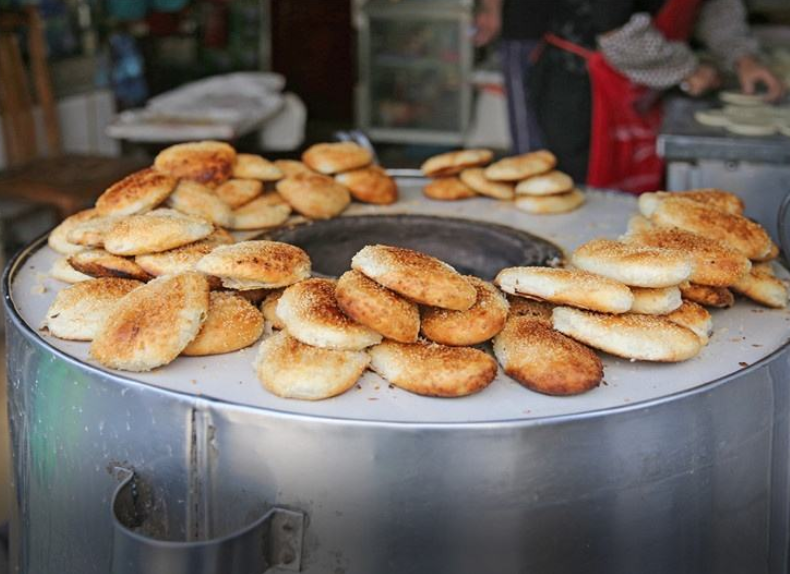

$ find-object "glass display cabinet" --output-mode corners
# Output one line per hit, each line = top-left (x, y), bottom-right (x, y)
(355, 0), (474, 145)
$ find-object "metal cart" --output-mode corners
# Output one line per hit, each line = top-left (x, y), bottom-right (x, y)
(658, 96), (790, 243)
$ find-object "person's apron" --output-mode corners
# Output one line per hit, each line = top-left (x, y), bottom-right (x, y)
(545, 0), (703, 193)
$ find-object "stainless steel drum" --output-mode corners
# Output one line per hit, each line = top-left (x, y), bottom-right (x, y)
(5, 183), (790, 574)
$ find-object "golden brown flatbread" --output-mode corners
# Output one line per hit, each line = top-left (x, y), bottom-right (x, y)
(335, 270), (420, 343)
(494, 316), (602, 396)
(154, 140), (236, 186)
(420, 276), (508, 345)
(368, 340), (497, 398)
(352, 245), (477, 311)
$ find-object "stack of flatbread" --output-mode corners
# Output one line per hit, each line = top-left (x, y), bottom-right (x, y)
(47, 140), (397, 285)
(43, 139), (349, 371)
(630, 190), (787, 309)
(275, 141), (399, 219)
(420, 148), (585, 215)
(694, 92), (790, 137)
(497, 188), (786, 367)
(256, 245), (502, 400)
(40, 151), (788, 403)
(258, 242), (608, 401)
(44, 238), (311, 371)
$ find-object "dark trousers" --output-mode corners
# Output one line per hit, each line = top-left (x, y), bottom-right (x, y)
(531, 47), (593, 183)
(500, 39), (545, 155)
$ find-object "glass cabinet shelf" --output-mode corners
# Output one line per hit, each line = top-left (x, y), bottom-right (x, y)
(356, 1), (472, 144)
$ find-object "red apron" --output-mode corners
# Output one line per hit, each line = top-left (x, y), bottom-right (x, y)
(546, 0), (703, 193)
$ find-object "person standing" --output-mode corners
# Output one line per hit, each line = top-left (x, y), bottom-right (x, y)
(531, 0), (785, 193)
(475, 0), (554, 154)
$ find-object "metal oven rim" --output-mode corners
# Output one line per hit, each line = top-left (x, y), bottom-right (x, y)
(6, 233), (789, 431)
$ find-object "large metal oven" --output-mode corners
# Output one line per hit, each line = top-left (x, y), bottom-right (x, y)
(4, 182), (790, 574)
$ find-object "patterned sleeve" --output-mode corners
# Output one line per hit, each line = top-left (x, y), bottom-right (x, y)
(597, 13), (698, 89)
(695, 0), (760, 70)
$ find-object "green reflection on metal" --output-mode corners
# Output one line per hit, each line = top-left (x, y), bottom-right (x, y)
(30, 354), (91, 485)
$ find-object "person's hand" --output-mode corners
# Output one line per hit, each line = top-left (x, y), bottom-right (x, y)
(736, 55), (786, 102)
(681, 64), (721, 97)
(473, 5), (501, 47)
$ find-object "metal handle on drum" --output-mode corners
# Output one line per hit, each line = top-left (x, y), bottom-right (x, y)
(385, 168), (425, 179)
(333, 129), (379, 163)
(332, 130), (426, 180)
(778, 190), (790, 264)
(109, 467), (305, 574)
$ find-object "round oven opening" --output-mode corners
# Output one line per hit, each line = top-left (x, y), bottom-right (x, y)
(263, 214), (563, 279)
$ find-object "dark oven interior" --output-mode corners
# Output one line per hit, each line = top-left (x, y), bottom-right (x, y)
(264, 215), (563, 279)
